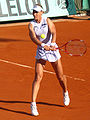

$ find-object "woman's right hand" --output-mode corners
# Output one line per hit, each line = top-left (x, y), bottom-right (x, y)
(44, 45), (56, 51)
(44, 45), (51, 51)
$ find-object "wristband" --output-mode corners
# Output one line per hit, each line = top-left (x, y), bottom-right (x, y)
(41, 43), (45, 47)
(50, 43), (56, 46)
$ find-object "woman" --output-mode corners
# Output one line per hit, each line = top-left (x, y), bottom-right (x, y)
(28, 4), (70, 116)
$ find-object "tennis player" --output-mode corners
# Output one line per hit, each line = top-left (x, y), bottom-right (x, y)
(28, 4), (70, 116)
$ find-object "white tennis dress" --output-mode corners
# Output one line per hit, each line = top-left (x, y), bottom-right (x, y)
(30, 17), (61, 62)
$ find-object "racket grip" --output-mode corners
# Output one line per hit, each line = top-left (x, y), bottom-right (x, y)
(56, 47), (59, 49)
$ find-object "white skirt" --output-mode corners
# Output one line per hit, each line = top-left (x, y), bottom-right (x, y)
(35, 44), (61, 62)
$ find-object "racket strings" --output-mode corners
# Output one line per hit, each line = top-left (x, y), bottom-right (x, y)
(66, 41), (86, 56)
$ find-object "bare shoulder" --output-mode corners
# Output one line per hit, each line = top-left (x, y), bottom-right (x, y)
(28, 22), (33, 31)
(47, 18), (52, 23)
(28, 22), (35, 38)
(46, 18), (56, 32)
(47, 18), (55, 26)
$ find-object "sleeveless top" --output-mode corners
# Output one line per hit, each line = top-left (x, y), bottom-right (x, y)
(30, 17), (61, 62)
(30, 17), (52, 46)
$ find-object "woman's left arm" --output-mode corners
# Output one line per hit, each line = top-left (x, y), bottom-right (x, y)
(47, 18), (56, 43)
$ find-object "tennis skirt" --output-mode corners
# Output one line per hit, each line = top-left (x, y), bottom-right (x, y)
(35, 45), (61, 62)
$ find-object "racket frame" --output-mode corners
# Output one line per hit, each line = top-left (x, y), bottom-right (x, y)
(57, 39), (87, 56)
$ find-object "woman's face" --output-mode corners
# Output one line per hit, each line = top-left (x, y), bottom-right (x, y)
(33, 10), (43, 22)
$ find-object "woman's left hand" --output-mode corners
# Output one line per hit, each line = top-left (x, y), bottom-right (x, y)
(50, 46), (56, 51)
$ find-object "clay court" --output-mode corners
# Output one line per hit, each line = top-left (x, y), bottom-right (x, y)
(0, 16), (90, 120)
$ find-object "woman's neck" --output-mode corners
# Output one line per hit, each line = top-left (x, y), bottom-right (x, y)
(36, 16), (42, 23)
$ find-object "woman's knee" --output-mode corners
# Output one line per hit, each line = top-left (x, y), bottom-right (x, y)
(34, 73), (43, 83)
(57, 74), (66, 82)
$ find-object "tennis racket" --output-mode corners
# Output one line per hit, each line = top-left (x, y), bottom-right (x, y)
(57, 39), (87, 56)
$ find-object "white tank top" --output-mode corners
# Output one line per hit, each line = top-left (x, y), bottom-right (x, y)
(30, 17), (52, 46)
(30, 17), (61, 62)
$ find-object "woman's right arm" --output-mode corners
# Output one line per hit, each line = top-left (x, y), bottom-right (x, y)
(28, 23), (51, 51)
(28, 23), (42, 46)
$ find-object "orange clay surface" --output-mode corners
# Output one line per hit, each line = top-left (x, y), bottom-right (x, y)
(0, 16), (90, 120)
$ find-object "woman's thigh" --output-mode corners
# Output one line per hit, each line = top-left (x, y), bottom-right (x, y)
(51, 59), (64, 78)
(35, 59), (46, 79)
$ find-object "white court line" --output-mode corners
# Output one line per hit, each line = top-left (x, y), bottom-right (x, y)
(0, 58), (85, 82)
